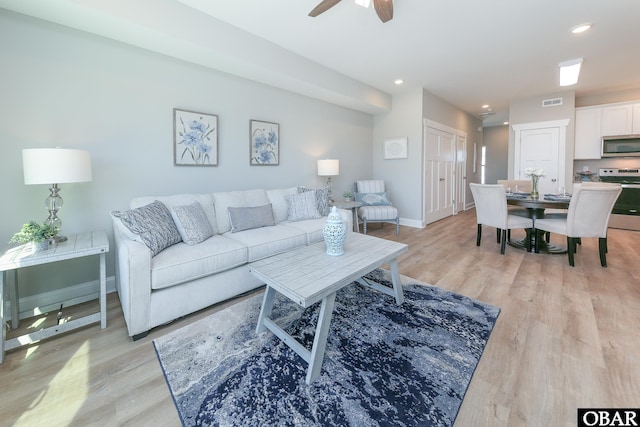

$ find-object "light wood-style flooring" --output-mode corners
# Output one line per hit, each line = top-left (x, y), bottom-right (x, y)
(1, 209), (639, 426)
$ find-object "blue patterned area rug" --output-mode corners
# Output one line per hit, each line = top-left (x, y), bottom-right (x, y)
(153, 269), (500, 427)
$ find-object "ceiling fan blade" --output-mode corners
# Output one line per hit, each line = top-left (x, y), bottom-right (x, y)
(373, 0), (393, 23)
(309, 0), (342, 17)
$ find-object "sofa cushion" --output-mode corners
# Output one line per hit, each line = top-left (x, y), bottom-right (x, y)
(150, 235), (248, 290)
(131, 193), (218, 235)
(213, 189), (270, 234)
(223, 224), (307, 262)
(111, 200), (182, 256)
(266, 186), (298, 223)
(286, 191), (321, 221)
(285, 217), (327, 244)
(171, 201), (214, 245)
(228, 204), (275, 232)
(298, 186), (330, 216)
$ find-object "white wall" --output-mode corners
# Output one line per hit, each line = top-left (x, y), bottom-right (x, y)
(0, 11), (373, 298)
(508, 91), (576, 187)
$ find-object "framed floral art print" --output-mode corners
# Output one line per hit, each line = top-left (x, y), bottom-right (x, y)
(174, 108), (218, 166)
(250, 119), (279, 166)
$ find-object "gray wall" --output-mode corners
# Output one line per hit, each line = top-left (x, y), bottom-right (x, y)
(0, 11), (373, 300)
(371, 88), (482, 225)
(482, 125), (509, 184)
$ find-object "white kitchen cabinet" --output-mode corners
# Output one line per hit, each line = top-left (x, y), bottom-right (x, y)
(633, 104), (640, 134)
(602, 104), (634, 135)
(574, 107), (602, 159)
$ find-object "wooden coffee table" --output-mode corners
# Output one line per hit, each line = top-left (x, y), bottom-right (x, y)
(248, 232), (408, 384)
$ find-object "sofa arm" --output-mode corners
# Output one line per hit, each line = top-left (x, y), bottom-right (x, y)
(112, 218), (153, 338)
(336, 208), (354, 233)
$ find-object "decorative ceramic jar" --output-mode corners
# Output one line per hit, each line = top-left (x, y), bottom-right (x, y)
(323, 206), (347, 256)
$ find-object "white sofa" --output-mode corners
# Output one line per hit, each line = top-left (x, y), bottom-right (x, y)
(112, 186), (352, 340)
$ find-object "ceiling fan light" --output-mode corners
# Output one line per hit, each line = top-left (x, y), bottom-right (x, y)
(355, 0), (371, 7)
(559, 58), (583, 86)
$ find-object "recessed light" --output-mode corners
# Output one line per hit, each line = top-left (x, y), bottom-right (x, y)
(503, 121), (509, 126)
(394, 79), (403, 85)
(482, 104), (490, 109)
(571, 23), (592, 34)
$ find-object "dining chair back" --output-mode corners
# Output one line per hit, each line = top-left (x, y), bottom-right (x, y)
(533, 183), (622, 266)
(469, 183), (534, 254)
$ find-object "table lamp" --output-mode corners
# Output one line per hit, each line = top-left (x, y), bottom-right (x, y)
(317, 159), (339, 202)
(22, 148), (93, 242)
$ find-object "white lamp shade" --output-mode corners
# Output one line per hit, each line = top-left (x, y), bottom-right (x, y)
(23, 148), (93, 185)
(317, 159), (339, 176)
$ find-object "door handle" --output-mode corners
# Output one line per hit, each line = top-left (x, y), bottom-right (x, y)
(551, 178), (557, 183)
(439, 178), (445, 182)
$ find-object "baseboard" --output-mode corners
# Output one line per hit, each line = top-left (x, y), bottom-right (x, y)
(4, 276), (117, 322)
(399, 218), (423, 229)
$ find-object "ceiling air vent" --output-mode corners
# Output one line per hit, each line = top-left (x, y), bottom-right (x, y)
(542, 97), (563, 107)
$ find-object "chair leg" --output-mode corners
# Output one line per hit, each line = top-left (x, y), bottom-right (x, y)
(524, 228), (532, 252)
(567, 237), (575, 267)
(500, 229), (507, 254)
(599, 237), (607, 267)
(476, 224), (482, 246)
(496, 229), (501, 243)
(507, 229), (511, 241)
(363, 219), (368, 235)
(534, 229), (540, 254)
(395, 218), (400, 235)
(545, 232), (550, 243)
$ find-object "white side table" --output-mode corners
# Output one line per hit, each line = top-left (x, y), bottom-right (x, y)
(0, 230), (109, 363)
(331, 200), (363, 232)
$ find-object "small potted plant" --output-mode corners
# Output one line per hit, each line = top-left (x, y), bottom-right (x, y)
(343, 190), (354, 202)
(9, 221), (58, 252)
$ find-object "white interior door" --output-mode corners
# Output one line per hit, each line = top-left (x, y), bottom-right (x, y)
(513, 120), (569, 196)
(455, 135), (467, 213)
(424, 124), (455, 224)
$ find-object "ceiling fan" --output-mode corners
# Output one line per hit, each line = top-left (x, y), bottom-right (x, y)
(309, 0), (394, 23)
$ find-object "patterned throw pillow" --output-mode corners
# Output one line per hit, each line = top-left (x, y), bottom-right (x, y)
(227, 204), (275, 233)
(111, 200), (182, 256)
(297, 186), (330, 216)
(355, 191), (393, 206)
(171, 201), (214, 245)
(286, 191), (321, 221)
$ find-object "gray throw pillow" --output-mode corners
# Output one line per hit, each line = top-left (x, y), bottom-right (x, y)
(171, 201), (214, 245)
(298, 186), (330, 216)
(227, 204), (275, 233)
(286, 191), (321, 221)
(111, 200), (182, 256)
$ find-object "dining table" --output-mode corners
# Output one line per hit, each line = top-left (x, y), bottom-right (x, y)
(506, 194), (570, 254)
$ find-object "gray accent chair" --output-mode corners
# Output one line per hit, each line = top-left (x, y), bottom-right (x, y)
(355, 180), (400, 235)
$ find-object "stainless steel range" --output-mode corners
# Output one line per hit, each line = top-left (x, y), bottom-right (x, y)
(598, 168), (640, 231)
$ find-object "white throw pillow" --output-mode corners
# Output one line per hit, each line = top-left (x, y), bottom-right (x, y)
(286, 191), (321, 221)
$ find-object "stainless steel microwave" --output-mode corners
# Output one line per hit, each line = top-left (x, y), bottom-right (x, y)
(602, 135), (640, 157)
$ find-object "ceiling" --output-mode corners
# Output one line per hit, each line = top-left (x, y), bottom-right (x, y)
(2, 0), (640, 126)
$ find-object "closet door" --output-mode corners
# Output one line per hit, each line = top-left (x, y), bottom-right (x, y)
(424, 124), (455, 224)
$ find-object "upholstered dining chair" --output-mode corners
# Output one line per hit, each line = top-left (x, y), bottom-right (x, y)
(355, 180), (399, 235)
(533, 183), (622, 267)
(469, 183), (534, 254)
